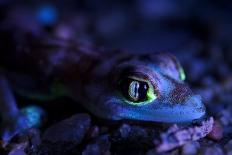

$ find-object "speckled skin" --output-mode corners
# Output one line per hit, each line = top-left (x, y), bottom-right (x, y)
(0, 27), (206, 142)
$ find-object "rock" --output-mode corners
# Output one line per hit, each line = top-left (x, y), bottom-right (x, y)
(8, 149), (26, 155)
(156, 117), (214, 152)
(28, 129), (41, 149)
(146, 148), (179, 155)
(114, 123), (150, 141)
(82, 135), (110, 155)
(37, 114), (91, 154)
(207, 120), (223, 140)
(7, 141), (28, 155)
(111, 124), (156, 154)
(219, 108), (232, 126)
(86, 126), (100, 139)
(3, 129), (40, 155)
(199, 146), (224, 155)
(181, 141), (200, 155)
(146, 148), (156, 155)
(224, 139), (232, 155)
(42, 113), (91, 144)
(119, 124), (131, 138)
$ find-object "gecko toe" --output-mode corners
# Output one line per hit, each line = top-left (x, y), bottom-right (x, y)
(0, 106), (45, 142)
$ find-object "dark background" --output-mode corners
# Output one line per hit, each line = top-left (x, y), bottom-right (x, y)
(1, 0), (232, 55)
(1, 0), (231, 90)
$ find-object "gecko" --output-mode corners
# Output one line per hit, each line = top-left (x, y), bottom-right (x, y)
(0, 27), (206, 142)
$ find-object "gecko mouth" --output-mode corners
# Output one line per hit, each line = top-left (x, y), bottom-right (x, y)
(117, 94), (206, 123)
(164, 94), (205, 123)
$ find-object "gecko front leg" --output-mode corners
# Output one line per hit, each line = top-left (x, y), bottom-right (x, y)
(0, 74), (44, 142)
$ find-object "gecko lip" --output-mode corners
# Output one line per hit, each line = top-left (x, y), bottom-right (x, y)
(142, 95), (205, 123)
(117, 96), (206, 123)
(171, 95), (206, 123)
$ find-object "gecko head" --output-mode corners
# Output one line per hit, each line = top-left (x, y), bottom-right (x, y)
(98, 53), (206, 123)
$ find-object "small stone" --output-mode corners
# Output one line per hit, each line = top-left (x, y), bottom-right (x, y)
(181, 141), (200, 155)
(7, 141), (28, 155)
(0, 128), (40, 155)
(224, 139), (232, 155)
(146, 148), (156, 155)
(200, 146), (224, 155)
(111, 124), (155, 154)
(156, 117), (214, 152)
(8, 149), (26, 155)
(42, 113), (91, 144)
(146, 148), (179, 155)
(119, 124), (131, 138)
(207, 120), (223, 140)
(219, 109), (232, 126)
(82, 135), (110, 155)
(14, 129), (41, 148)
(28, 129), (41, 148)
(87, 126), (100, 139)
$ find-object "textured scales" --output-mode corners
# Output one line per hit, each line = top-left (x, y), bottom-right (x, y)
(0, 27), (205, 125)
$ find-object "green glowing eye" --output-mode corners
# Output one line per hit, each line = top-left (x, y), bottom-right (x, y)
(179, 67), (186, 81)
(118, 76), (157, 105)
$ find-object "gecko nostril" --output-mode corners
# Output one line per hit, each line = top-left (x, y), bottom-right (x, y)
(185, 95), (206, 113)
(197, 105), (206, 113)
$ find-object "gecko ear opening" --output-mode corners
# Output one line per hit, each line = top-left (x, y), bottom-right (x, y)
(154, 52), (186, 81)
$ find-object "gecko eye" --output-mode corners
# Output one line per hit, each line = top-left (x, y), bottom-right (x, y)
(118, 76), (157, 105)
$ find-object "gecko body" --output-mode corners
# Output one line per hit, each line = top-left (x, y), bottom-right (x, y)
(0, 28), (205, 141)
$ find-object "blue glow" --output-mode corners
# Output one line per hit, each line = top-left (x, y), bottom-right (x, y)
(36, 4), (58, 25)
(21, 105), (44, 127)
(2, 130), (11, 142)
(1, 106), (44, 142)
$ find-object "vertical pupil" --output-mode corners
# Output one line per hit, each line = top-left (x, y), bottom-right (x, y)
(138, 82), (148, 101)
(128, 81), (140, 101)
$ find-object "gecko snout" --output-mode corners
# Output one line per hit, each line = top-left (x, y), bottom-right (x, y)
(184, 95), (206, 120)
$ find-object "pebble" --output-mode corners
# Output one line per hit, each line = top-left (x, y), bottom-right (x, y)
(42, 113), (91, 144)
(119, 124), (131, 138)
(181, 141), (200, 155)
(219, 109), (232, 126)
(7, 141), (28, 155)
(8, 149), (26, 155)
(199, 146), (224, 155)
(4, 129), (41, 154)
(82, 135), (111, 155)
(207, 120), (223, 140)
(224, 140), (232, 155)
(114, 124), (149, 141)
(87, 126), (100, 139)
(146, 148), (179, 155)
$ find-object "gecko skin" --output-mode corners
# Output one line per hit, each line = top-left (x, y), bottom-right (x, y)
(0, 28), (206, 141)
